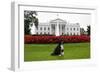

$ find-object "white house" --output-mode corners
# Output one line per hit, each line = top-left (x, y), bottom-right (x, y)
(33, 18), (80, 36)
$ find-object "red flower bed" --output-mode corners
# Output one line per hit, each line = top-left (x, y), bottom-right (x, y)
(24, 35), (90, 44)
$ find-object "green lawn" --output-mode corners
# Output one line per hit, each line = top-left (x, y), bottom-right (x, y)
(24, 43), (90, 61)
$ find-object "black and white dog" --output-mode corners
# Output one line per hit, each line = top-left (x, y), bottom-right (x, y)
(51, 41), (64, 56)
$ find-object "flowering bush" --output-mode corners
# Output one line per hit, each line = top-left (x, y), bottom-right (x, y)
(24, 35), (90, 44)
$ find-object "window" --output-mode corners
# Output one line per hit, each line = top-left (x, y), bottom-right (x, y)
(70, 33), (72, 35)
(44, 27), (46, 30)
(62, 25), (65, 29)
(67, 28), (69, 30)
(36, 32), (38, 34)
(48, 27), (50, 30)
(70, 28), (72, 31)
(40, 32), (42, 35)
(44, 32), (46, 34)
(74, 28), (75, 30)
(48, 32), (49, 34)
(77, 28), (79, 31)
(40, 27), (42, 30)
(52, 25), (55, 29)
(62, 26), (63, 29)
(67, 32), (69, 35)
(73, 33), (75, 35)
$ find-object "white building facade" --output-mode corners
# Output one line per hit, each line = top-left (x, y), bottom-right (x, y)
(35, 18), (80, 36)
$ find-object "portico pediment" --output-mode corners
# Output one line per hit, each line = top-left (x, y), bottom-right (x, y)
(50, 18), (66, 24)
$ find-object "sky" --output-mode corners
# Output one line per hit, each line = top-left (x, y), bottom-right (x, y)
(36, 12), (91, 31)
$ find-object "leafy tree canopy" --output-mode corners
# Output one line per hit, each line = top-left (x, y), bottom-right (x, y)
(24, 11), (39, 35)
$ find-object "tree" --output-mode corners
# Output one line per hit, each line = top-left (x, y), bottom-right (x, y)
(24, 11), (39, 35)
(87, 25), (90, 36)
(80, 28), (85, 35)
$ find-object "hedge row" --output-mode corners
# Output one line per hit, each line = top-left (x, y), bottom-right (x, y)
(24, 35), (90, 44)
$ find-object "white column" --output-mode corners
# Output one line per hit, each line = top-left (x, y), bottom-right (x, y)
(30, 23), (36, 35)
(55, 20), (60, 36)
(50, 25), (52, 34)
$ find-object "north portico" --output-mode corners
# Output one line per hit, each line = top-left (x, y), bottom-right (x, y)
(50, 18), (66, 36)
(33, 18), (80, 36)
